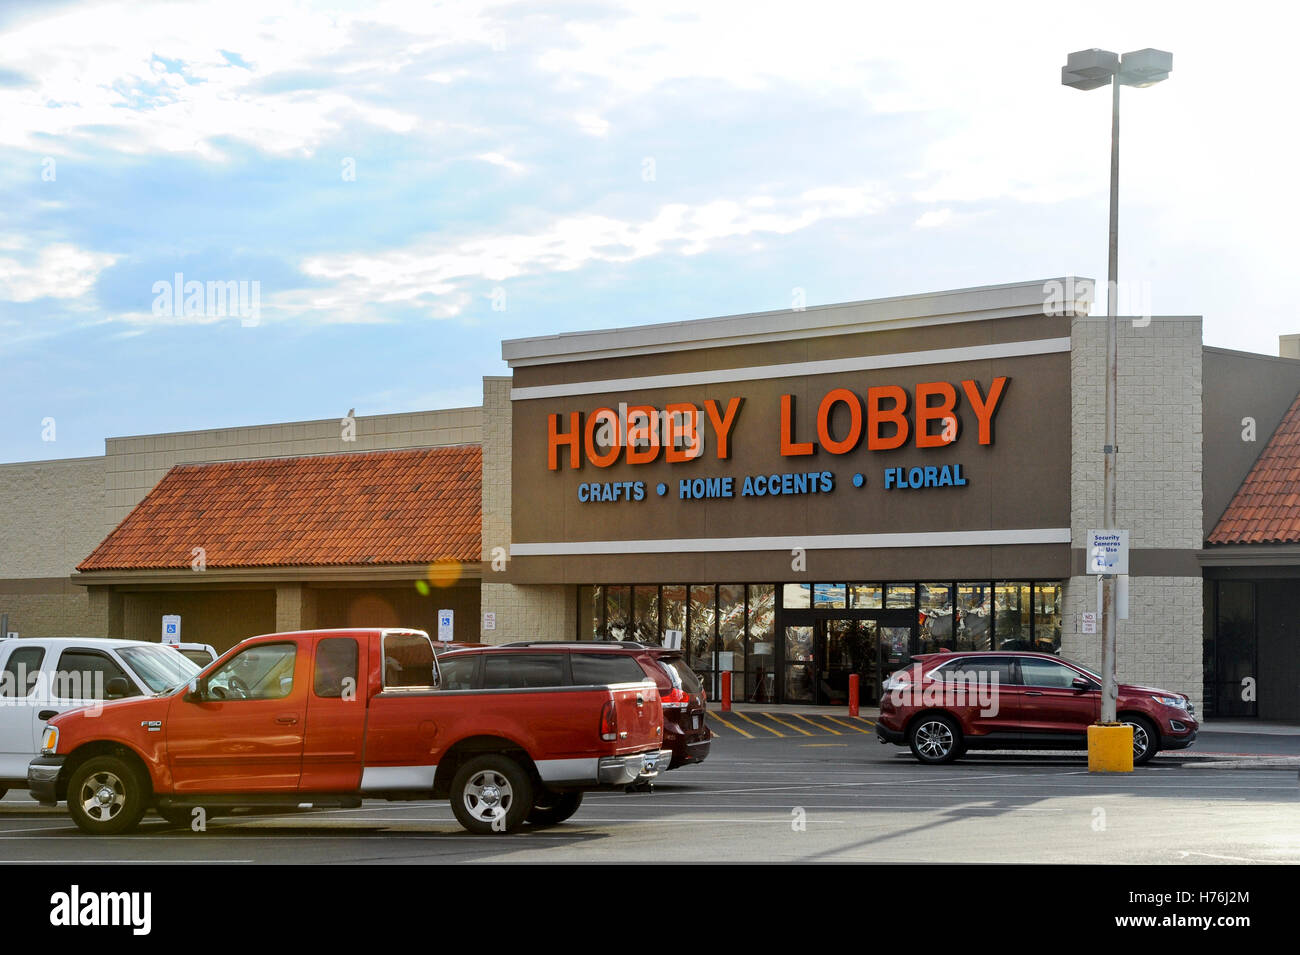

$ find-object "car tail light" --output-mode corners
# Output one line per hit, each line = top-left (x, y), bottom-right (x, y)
(659, 687), (690, 710)
(600, 700), (617, 741)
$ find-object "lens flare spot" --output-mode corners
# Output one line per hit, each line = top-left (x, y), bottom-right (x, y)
(347, 594), (399, 628)
(427, 558), (463, 589)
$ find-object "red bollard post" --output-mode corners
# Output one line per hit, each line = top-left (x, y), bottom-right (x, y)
(721, 671), (732, 712)
(848, 673), (860, 717)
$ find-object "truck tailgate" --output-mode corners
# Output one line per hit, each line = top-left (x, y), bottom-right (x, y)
(610, 682), (663, 755)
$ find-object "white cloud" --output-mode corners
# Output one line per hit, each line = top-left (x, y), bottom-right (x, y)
(0, 240), (118, 303)
(914, 208), (952, 229)
(295, 183), (887, 320)
(0, 0), (500, 159)
(476, 152), (526, 173)
(573, 111), (610, 137)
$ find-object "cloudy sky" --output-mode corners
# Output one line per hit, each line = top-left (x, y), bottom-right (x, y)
(1, 0), (1292, 462)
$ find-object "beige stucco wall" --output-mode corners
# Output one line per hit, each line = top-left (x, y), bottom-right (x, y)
(1062, 316), (1204, 706)
(478, 375), (576, 641)
(0, 456), (107, 636)
(0, 456), (106, 580)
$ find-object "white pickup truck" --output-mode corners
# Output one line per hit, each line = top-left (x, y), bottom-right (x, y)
(0, 637), (201, 797)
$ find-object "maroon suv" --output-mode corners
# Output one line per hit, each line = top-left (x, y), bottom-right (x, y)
(440, 642), (712, 770)
(875, 651), (1197, 765)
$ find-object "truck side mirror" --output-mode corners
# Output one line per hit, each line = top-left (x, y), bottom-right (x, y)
(105, 677), (131, 699)
(183, 678), (204, 703)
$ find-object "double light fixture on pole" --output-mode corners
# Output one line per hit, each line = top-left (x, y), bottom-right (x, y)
(1060, 48), (1171, 759)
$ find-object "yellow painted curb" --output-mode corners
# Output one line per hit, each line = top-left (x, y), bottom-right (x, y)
(1087, 723), (1134, 773)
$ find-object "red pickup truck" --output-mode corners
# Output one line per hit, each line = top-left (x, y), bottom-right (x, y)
(28, 628), (667, 835)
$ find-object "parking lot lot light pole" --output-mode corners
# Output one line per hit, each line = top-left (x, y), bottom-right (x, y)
(1061, 48), (1171, 762)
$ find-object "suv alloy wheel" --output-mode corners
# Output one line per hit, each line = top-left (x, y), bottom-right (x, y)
(908, 714), (963, 764)
(1123, 715), (1158, 766)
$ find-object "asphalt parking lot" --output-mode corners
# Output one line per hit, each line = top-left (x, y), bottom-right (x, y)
(2, 715), (1296, 864)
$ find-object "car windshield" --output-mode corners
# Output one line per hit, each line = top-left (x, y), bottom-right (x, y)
(118, 645), (202, 693)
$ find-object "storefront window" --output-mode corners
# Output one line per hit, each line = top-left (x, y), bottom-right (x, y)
(689, 584), (717, 694)
(885, 584), (916, 609)
(1033, 583), (1062, 652)
(606, 585), (630, 641)
(747, 584), (775, 703)
(849, 584), (882, 609)
(813, 583), (846, 609)
(919, 583), (954, 653)
(661, 585), (687, 644)
(579, 585), (601, 640)
(633, 586), (659, 643)
(955, 583), (992, 651)
(783, 583), (811, 609)
(718, 584), (745, 701)
(995, 582), (1031, 650)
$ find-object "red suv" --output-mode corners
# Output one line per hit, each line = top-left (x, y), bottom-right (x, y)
(441, 642), (712, 770)
(875, 651), (1197, 765)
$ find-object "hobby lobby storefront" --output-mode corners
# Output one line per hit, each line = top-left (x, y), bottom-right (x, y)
(16, 277), (1297, 716)
(491, 280), (1084, 706)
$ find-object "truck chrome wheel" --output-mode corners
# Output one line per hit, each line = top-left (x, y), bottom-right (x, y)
(908, 715), (963, 764)
(464, 769), (513, 822)
(449, 755), (534, 835)
(81, 771), (126, 822)
(67, 755), (149, 835)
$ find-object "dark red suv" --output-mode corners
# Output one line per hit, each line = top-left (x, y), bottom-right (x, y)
(875, 651), (1198, 765)
(440, 642), (712, 770)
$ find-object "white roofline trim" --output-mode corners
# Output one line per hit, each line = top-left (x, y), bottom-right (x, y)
(509, 528), (1071, 556)
(510, 337), (1070, 401)
(502, 277), (1093, 367)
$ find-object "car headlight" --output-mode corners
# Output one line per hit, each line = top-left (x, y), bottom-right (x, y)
(1151, 695), (1187, 709)
(40, 726), (59, 755)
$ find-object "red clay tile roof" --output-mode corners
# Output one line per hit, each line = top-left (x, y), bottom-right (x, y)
(78, 446), (481, 571)
(1208, 392), (1300, 544)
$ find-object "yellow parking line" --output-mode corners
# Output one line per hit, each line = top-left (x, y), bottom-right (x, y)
(759, 712), (813, 736)
(824, 715), (874, 735)
(708, 711), (754, 738)
(793, 713), (840, 735)
(733, 711), (784, 737)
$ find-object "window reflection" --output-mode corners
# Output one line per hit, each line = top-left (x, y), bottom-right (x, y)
(718, 584), (744, 701)
(783, 583), (811, 609)
(813, 583), (846, 609)
(956, 583), (992, 651)
(605, 585), (630, 641)
(747, 584), (775, 703)
(995, 582), (1032, 649)
(919, 583), (954, 653)
(886, 584), (916, 608)
(633, 586), (659, 643)
(1032, 583), (1062, 653)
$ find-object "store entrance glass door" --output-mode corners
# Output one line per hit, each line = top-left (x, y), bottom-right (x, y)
(812, 612), (916, 706)
(782, 624), (815, 703)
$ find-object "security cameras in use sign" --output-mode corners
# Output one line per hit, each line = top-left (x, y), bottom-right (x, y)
(1086, 529), (1129, 574)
